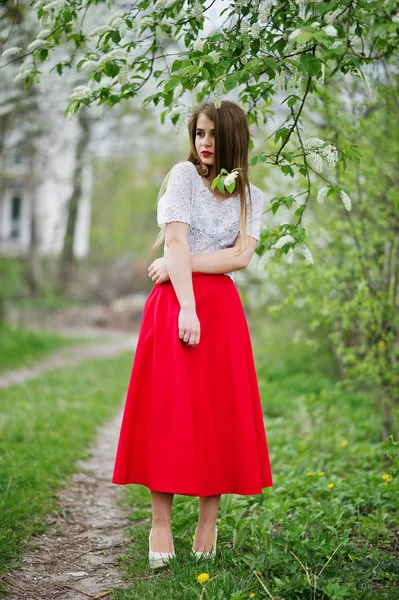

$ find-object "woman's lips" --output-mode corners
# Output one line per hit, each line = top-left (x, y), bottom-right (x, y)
(201, 151), (213, 156)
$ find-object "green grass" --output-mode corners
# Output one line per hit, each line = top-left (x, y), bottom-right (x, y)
(109, 319), (398, 600)
(0, 317), (397, 600)
(0, 324), (92, 373)
(0, 351), (134, 597)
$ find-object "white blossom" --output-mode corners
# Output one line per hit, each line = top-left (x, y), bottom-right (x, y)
(303, 137), (325, 150)
(117, 64), (130, 85)
(42, 0), (65, 11)
(286, 247), (294, 263)
(140, 16), (154, 28)
(312, 21), (320, 28)
(340, 190), (351, 211)
(274, 69), (286, 91)
(89, 25), (108, 37)
(322, 144), (338, 168)
(301, 244), (314, 264)
(108, 15), (128, 38)
(323, 25), (338, 37)
(213, 78), (225, 109)
(193, 37), (205, 51)
(69, 85), (92, 101)
(288, 28), (302, 40)
(272, 235), (295, 249)
(234, 0), (246, 12)
(1, 47), (22, 58)
(393, 13), (399, 23)
(37, 29), (51, 39)
(259, 0), (273, 23)
(81, 60), (98, 72)
(173, 83), (183, 101)
(330, 40), (342, 49)
(325, 8), (341, 25)
(209, 50), (220, 62)
(14, 62), (32, 83)
(286, 71), (302, 94)
(28, 39), (48, 51)
(258, 248), (276, 270)
(308, 151), (324, 173)
(224, 170), (239, 186)
(318, 63), (325, 85)
(192, 1), (203, 20)
(99, 48), (128, 65)
(317, 187), (328, 204)
(251, 23), (261, 39)
(241, 19), (250, 34)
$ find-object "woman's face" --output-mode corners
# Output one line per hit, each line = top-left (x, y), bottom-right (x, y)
(195, 112), (215, 168)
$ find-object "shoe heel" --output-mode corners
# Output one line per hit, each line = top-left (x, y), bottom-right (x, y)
(149, 527), (175, 569)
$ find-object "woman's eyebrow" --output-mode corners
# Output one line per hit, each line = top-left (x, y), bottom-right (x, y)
(196, 127), (215, 132)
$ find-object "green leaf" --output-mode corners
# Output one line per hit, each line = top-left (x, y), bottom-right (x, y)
(171, 59), (182, 72)
(224, 73), (238, 91)
(217, 178), (225, 194)
(295, 31), (314, 44)
(265, 57), (278, 70)
(164, 77), (182, 93)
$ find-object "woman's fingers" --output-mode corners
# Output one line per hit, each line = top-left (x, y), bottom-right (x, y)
(180, 328), (200, 348)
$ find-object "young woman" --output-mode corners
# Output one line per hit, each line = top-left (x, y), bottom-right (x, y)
(112, 100), (273, 569)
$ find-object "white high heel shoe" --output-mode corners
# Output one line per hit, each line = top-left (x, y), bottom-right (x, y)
(148, 527), (175, 569)
(191, 525), (217, 559)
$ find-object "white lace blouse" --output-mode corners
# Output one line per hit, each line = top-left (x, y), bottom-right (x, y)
(157, 160), (264, 281)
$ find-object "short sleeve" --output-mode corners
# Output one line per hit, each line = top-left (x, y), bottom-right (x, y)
(246, 186), (264, 241)
(157, 161), (194, 228)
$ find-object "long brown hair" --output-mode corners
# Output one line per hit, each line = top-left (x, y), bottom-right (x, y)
(154, 100), (253, 254)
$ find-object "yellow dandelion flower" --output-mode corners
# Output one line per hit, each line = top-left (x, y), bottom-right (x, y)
(197, 572), (210, 584)
(249, 594), (256, 598)
(327, 483), (334, 488)
(318, 471), (325, 476)
(340, 440), (348, 447)
(192, 534), (195, 540)
(382, 474), (392, 482)
(256, 570), (262, 576)
(299, 444), (306, 451)
(307, 471), (313, 476)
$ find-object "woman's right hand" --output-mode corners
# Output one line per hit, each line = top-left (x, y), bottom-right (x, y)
(178, 307), (200, 349)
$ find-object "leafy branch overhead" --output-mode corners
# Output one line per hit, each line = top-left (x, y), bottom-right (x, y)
(2, 0), (398, 261)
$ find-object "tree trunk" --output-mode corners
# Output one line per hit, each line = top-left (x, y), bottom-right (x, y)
(58, 107), (91, 293)
(26, 144), (42, 295)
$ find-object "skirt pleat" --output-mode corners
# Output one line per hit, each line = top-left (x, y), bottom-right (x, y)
(111, 272), (273, 496)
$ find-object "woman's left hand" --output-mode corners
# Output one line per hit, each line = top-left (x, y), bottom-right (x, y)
(148, 257), (170, 284)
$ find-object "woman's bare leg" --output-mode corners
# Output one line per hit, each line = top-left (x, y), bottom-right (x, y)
(150, 490), (175, 552)
(193, 494), (221, 552)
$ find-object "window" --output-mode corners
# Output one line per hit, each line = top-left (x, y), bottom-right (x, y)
(10, 188), (22, 239)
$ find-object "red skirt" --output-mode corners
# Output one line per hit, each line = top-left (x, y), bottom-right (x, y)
(111, 272), (273, 496)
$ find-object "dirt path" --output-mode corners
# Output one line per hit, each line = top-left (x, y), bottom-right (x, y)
(0, 328), (139, 389)
(2, 329), (141, 600)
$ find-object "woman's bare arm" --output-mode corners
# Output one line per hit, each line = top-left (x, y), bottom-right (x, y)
(190, 235), (258, 273)
(163, 222), (201, 347)
(148, 234), (258, 284)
